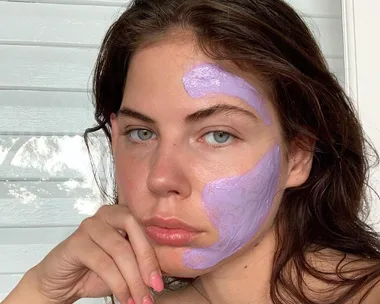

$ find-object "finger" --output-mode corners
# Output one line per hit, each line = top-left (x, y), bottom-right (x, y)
(98, 205), (163, 292)
(72, 233), (131, 304)
(123, 215), (164, 293)
(86, 217), (153, 304)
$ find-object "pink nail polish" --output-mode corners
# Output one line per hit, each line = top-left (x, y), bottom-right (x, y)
(150, 271), (164, 292)
(127, 298), (135, 304)
(142, 295), (153, 304)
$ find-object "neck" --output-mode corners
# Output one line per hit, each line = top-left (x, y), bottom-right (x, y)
(196, 228), (277, 304)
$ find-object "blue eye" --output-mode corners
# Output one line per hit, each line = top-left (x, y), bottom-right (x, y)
(204, 131), (233, 145)
(128, 129), (156, 142)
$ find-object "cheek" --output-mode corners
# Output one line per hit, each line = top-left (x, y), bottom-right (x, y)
(114, 150), (146, 205)
(183, 145), (281, 269)
(114, 153), (130, 189)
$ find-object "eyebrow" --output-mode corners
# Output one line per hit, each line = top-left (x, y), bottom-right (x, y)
(117, 104), (258, 124)
(117, 107), (156, 124)
(185, 104), (258, 123)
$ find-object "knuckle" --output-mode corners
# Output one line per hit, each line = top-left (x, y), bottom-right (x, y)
(140, 249), (157, 263)
(113, 239), (132, 256)
(129, 278), (146, 294)
(114, 281), (130, 296)
(96, 204), (111, 216)
(78, 217), (95, 232)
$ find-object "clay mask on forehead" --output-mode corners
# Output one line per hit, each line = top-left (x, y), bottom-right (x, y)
(182, 63), (280, 269)
(183, 63), (271, 125)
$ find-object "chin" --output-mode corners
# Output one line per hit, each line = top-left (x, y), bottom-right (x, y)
(155, 245), (210, 278)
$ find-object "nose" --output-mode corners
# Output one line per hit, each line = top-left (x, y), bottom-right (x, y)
(146, 145), (192, 199)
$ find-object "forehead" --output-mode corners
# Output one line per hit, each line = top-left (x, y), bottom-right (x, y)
(125, 36), (209, 99)
(122, 34), (272, 121)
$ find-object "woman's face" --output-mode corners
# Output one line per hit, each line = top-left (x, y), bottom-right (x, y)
(111, 33), (311, 277)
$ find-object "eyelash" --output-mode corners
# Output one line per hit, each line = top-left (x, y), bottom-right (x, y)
(122, 128), (156, 144)
(122, 128), (240, 147)
(200, 131), (238, 148)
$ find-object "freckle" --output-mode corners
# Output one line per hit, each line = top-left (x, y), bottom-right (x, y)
(244, 265), (248, 269)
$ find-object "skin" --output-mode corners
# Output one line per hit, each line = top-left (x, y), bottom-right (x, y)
(2, 204), (162, 304)
(110, 31), (314, 302)
(180, 63), (281, 270)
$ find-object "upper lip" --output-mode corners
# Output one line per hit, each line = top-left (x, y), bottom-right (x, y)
(142, 217), (200, 232)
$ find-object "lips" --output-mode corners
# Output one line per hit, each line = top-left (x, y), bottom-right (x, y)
(142, 217), (202, 247)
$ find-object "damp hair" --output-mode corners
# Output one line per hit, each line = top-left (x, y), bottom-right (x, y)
(84, 0), (380, 303)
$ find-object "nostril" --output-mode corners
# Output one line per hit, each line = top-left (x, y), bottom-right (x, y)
(168, 190), (180, 195)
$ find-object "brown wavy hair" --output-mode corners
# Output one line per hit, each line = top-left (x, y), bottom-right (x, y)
(84, 0), (380, 302)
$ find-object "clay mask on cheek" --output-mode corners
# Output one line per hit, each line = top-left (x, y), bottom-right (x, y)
(183, 146), (281, 269)
(181, 63), (280, 269)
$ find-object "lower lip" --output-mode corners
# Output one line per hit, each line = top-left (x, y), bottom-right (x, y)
(145, 226), (199, 246)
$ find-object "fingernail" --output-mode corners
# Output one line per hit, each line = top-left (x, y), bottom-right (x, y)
(126, 298), (135, 304)
(150, 271), (164, 292)
(142, 295), (153, 304)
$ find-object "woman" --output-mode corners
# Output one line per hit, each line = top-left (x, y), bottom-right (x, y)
(4, 0), (380, 303)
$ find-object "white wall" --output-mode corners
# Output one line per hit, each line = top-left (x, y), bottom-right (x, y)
(0, 0), (344, 302)
(343, 0), (380, 230)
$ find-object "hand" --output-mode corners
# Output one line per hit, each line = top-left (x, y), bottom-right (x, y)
(26, 204), (163, 304)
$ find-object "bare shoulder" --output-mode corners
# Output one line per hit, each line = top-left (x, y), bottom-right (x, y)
(305, 248), (380, 303)
(360, 280), (380, 304)
(154, 285), (208, 304)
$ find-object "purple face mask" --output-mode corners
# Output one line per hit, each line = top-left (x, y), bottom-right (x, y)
(182, 63), (281, 269)
(183, 63), (271, 125)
